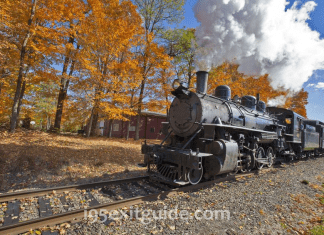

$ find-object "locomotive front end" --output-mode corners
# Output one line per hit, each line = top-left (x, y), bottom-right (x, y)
(141, 71), (237, 185)
(168, 87), (202, 137)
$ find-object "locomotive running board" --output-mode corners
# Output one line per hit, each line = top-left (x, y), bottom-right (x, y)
(201, 123), (277, 134)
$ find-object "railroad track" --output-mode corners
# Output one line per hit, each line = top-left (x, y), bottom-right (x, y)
(0, 163), (295, 235)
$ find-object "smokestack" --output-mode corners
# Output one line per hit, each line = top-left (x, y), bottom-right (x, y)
(196, 71), (208, 94)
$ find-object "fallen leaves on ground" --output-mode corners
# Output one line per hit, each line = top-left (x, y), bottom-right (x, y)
(0, 129), (149, 191)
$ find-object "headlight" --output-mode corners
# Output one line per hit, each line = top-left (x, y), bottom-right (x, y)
(285, 118), (292, 124)
(172, 79), (181, 90)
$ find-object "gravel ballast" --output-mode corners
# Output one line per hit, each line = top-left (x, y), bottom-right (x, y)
(62, 157), (324, 235)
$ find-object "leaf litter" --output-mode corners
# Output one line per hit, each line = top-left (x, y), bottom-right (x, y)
(0, 129), (147, 192)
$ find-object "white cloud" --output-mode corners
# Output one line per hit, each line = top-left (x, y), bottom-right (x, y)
(194, 0), (324, 91)
(307, 82), (324, 89)
(315, 82), (324, 89)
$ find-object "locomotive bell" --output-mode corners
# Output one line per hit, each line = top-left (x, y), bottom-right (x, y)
(215, 85), (231, 101)
(196, 71), (208, 94)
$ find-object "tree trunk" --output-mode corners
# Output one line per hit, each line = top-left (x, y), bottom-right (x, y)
(135, 79), (146, 140)
(46, 114), (51, 130)
(135, 110), (141, 140)
(16, 63), (30, 128)
(53, 38), (77, 131)
(16, 80), (26, 128)
(90, 111), (99, 136)
(9, 0), (37, 133)
(108, 120), (113, 138)
(0, 68), (6, 96)
(165, 96), (169, 117)
(126, 92), (135, 140)
(126, 120), (130, 140)
(86, 107), (94, 138)
(188, 72), (192, 88)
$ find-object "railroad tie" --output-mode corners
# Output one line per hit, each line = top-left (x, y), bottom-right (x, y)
(131, 181), (152, 194)
(147, 181), (168, 191)
(101, 187), (118, 200)
(85, 192), (100, 207)
(119, 183), (133, 197)
(38, 197), (53, 217)
(59, 195), (69, 209)
(3, 200), (20, 226)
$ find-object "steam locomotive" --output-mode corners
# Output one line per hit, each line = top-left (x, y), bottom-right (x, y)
(140, 71), (324, 185)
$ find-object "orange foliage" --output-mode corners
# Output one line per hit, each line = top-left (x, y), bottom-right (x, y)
(284, 89), (308, 117)
(208, 62), (287, 102)
(74, 0), (145, 123)
(207, 62), (308, 117)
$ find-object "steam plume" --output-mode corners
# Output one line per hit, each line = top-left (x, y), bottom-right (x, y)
(194, 0), (324, 91)
(267, 95), (287, 106)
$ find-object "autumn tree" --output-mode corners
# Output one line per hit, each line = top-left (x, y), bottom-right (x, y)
(162, 28), (197, 87)
(144, 65), (174, 114)
(2, 0), (67, 132)
(8, 0), (39, 132)
(284, 89), (308, 117)
(29, 82), (58, 130)
(74, 0), (144, 137)
(208, 62), (288, 103)
(133, 0), (185, 140)
(60, 90), (92, 132)
(52, 0), (87, 131)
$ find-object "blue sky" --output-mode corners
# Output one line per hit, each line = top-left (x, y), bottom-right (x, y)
(176, 0), (324, 121)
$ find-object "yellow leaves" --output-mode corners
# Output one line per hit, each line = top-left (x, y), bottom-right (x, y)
(309, 183), (322, 191)
(283, 89), (308, 117)
(1, 0), (174, 129)
(208, 62), (308, 117)
(239, 213), (246, 219)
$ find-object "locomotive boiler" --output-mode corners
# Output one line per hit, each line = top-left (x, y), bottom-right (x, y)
(141, 71), (281, 185)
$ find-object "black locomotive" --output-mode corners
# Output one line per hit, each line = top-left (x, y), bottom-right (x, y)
(141, 71), (324, 185)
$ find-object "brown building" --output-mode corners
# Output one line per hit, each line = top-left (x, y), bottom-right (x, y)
(97, 111), (167, 140)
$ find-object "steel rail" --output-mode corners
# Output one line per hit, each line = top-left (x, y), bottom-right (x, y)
(0, 175), (238, 235)
(0, 176), (149, 203)
(0, 162), (296, 234)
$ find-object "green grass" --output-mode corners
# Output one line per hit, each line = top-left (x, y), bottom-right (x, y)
(310, 225), (324, 235)
(280, 222), (287, 229)
(320, 197), (324, 205)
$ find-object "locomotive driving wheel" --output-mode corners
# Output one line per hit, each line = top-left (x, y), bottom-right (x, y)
(266, 147), (274, 167)
(255, 147), (265, 170)
(188, 167), (203, 185)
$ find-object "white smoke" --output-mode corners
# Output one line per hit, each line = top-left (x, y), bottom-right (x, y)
(194, 0), (324, 91)
(267, 95), (287, 106)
